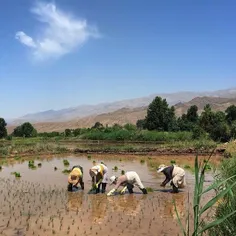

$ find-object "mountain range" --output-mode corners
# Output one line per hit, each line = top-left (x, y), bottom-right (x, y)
(6, 87), (236, 133)
(9, 87), (236, 124)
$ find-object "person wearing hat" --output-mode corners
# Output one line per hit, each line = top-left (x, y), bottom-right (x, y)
(107, 171), (147, 196)
(67, 165), (84, 192)
(157, 164), (186, 193)
(89, 162), (108, 194)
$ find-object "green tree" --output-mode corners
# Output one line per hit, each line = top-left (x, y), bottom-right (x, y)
(92, 122), (104, 130)
(209, 122), (230, 142)
(64, 129), (72, 137)
(124, 123), (136, 131)
(0, 118), (7, 138)
(199, 104), (215, 132)
(186, 105), (199, 123)
(13, 122), (37, 137)
(136, 119), (146, 130)
(226, 105), (236, 124)
(144, 96), (176, 131)
(230, 121), (236, 139)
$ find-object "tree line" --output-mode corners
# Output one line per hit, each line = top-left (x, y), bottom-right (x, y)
(1, 96), (236, 142)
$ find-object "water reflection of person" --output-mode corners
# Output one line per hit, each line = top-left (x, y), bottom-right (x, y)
(163, 192), (186, 219)
(67, 191), (84, 212)
(90, 195), (108, 224)
(107, 194), (144, 216)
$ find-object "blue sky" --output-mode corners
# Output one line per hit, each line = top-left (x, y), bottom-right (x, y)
(1, 0), (236, 118)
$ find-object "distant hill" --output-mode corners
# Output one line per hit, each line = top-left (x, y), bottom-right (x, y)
(174, 96), (236, 116)
(7, 95), (236, 133)
(9, 87), (236, 124)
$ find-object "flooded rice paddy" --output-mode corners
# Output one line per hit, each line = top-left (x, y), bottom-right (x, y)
(0, 154), (222, 236)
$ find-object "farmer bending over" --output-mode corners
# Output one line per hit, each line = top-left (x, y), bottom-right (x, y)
(107, 171), (147, 196)
(89, 162), (108, 193)
(157, 164), (186, 193)
(68, 165), (84, 192)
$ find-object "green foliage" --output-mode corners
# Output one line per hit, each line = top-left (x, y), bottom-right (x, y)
(144, 96), (176, 131)
(11, 172), (21, 178)
(136, 119), (146, 129)
(92, 122), (104, 130)
(209, 155), (236, 235)
(13, 122), (37, 138)
(87, 155), (91, 159)
(225, 105), (236, 124)
(64, 129), (72, 137)
(192, 126), (206, 140)
(186, 105), (199, 123)
(113, 166), (118, 171)
(209, 122), (230, 142)
(121, 170), (125, 175)
(63, 159), (70, 166)
(140, 159), (145, 164)
(124, 123), (136, 131)
(184, 164), (191, 169)
(28, 160), (37, 169)
(170, 159), (176, 164)
(175, 153), (236, 236)
(62, 169), (70, 174)
(0, 118), (7, 139)
(146, 187), (154, 192)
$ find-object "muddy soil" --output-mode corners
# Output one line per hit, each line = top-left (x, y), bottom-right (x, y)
(0, 154), (221, 236)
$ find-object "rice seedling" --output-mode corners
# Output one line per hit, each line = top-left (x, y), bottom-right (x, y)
(140, 159), (145, 164)
(38, 163), (42, 167)
(54, 167), (58, 171)
(146, 187), (154, 192)
(121, 170), (125, 175)
(113, 166), (118, 171)
(63, 160), (70, 166)
(87, 155), (91, 159)
(184, 165), (191, 169)
(11, 172), (21, 178)
(28, 160), (37, 169)
(62, 169), (70, 174)
(170, 159), (176, 164)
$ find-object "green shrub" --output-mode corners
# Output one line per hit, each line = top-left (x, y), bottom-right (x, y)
(63, 160), (70, 166)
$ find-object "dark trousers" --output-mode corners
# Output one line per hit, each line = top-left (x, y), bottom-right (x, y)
(96, 183), (107, 194)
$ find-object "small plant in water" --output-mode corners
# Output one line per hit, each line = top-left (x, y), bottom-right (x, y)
(63, 160), (70, 166)
(54, 167), (58, 171)
(38, 163), (42, 167)
(11, 172), (21, 178)
(184, 165), (191, 169)
(146, 187), (154, 192)
(121, 170), (125, 175)
(140, 159), (145, 164)
(87, 155), (91, 159)
(28, 160), (37, 169)
(62, 169), (71, 174)
(170, 160), (176, 164)
(113, 166), (118, 171)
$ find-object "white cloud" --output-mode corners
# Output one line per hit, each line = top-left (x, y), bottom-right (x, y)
(15, 2), (99, 60)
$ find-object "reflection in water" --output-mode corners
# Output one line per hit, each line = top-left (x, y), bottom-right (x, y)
(107, 195), (146, 216)
(163, 192), (186, 219)
(67, 192), (84, 212)
(90, 195), (108, 224)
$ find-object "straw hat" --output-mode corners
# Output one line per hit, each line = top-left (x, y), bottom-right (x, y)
(68, 171), (80, 186)
(157, 164), (167, 173)
(110, 176), (117, 185)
